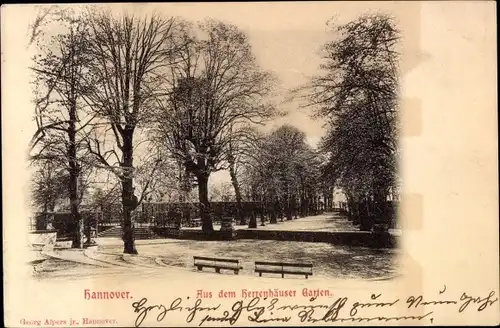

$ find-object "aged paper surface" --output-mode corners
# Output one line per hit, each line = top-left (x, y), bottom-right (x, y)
(2, 2), (498, 327)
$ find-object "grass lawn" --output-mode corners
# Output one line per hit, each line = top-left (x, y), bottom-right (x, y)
(100, 239), (399, 280)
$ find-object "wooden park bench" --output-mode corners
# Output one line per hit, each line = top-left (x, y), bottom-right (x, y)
(193, 256), (242, 275)
(255, 261), (313, 279)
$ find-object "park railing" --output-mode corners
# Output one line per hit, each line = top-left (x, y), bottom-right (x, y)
(142, 201), (327, 229)
(32, 199), (331, 237)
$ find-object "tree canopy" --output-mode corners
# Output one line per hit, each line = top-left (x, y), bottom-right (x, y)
(303, 14), (400, 211)
(152, 19), (278, 231)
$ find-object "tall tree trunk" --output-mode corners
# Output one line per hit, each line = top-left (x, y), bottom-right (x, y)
(229, 160), (244, 224)
(307, 193), (314, 216)
(285, 184), (292, 220)
(40, 203), (49, 231)
(69, 100), (84, 249)
(248, 211), (257, 228)
(305, 192), (311, 216)
(270, 195), (278, 224)
(302, 194), (307, 217)
(292, 195), (298, 219)
(197, 173), (214, 232)
(300, 190), (305, 217)
(121, 130), (138, 254)
(374, 190), (387, 224)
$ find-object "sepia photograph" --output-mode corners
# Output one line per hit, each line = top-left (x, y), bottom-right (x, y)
(26, 3), (400, 283)
(2, 2), (498, 327)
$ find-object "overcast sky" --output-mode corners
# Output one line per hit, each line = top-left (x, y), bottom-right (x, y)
(142, 2), (414, 185)
(4, 2), (417, 190)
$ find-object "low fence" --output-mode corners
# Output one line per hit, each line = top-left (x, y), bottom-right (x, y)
(142, 202), (262, 223)
(32, 199), (332, 237)
(152, 227), (398, 248)
(142, 201), (324, 227)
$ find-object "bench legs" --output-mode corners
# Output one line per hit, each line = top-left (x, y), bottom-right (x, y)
(255, 272), (311, 279)
(195, 265), (239, 274)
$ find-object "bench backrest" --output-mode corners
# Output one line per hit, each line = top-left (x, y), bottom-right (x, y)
(255, 261), (313, 269)
(194, 256), (239, 263)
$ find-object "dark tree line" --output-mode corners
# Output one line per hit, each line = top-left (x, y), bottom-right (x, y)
(240, 125), (328, 225)
(302, 14), (400, 229)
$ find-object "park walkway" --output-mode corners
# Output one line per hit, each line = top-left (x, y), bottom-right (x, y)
(183, 212), (358, 232)
(250, 212), (357, 232)
(183, 212), (401, 236)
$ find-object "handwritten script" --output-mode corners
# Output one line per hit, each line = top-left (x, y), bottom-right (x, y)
(131, 287), (498, 327)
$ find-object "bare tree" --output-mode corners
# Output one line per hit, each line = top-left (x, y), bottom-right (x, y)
(81, 9), (185, 253)
(153, 19), (278, 232)
(133, 145), (181, 204)
(30, 12), (94, 248)
(226, 125), (263, 224)
(27, 5), (71, 47)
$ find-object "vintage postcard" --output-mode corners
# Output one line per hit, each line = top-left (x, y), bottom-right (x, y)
(2, 1), (498, 327)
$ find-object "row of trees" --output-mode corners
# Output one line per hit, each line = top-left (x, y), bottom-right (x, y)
(239, 125), (330, 223)
(29, 7), (278, 254)
(29, 7), (400, 254)
(301, 14), (400, 226)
